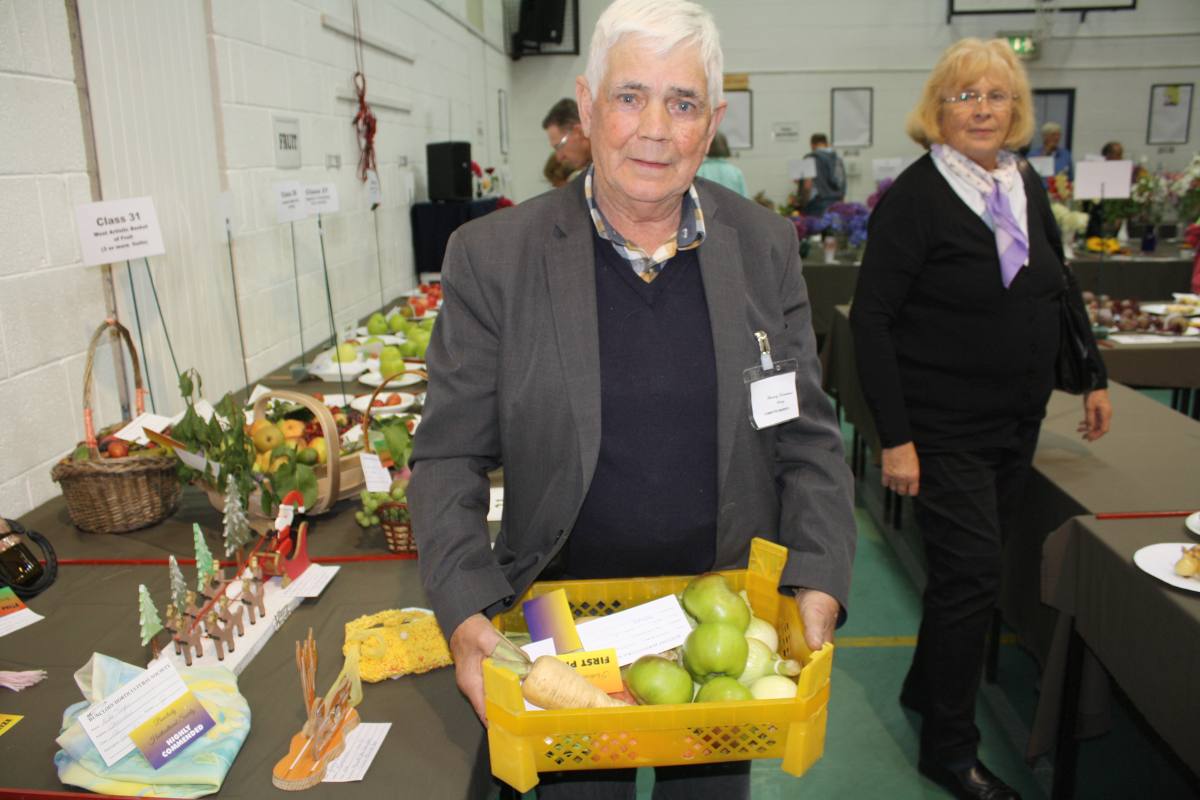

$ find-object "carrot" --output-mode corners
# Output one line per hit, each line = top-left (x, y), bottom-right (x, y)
(521, 655), (628, 710)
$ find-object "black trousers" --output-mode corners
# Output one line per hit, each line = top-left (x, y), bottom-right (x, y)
(902, 426), (1039, 767)
(533, 762), (751, 800)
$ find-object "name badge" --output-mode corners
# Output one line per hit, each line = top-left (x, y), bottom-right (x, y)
(744, 331), (801, 430)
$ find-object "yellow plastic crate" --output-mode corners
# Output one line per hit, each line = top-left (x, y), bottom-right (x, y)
(483, 537), (834, 793)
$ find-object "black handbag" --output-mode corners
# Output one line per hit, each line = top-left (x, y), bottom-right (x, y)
(1017, 159), (1106, 395)
(1054, 262), (1103, 394)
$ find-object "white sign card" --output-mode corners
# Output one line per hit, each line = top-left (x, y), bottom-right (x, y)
(76, 659), (190, 767)
(871, 157), (904, 182)
(304, 184), (340, 214)
(1027, 156), (1056, 177)
(486, 487), (504, 522)
(273, 116), (301, 169)
(366, 169), (382, 207)
(1074, 160), (1133, 200)
(788, 157), (818, 181)
(75, 197), (166, 267)
(323, 723), (391, 782)
(523, 594), (692, 667)
(274, 182), (307, 223)
(114, 413), (174, 446)
(772, 122), (801, 142)
(359, 453), (393, 493)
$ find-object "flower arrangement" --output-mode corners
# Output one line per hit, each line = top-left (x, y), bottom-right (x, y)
(1051, 202), (1089, 239)
(1173, 154), (1200, 226)
(806, 202), (870, 248)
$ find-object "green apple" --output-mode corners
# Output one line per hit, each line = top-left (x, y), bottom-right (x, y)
(388, 313), (404, 333)
(695, 676), (753, 703)
(683, 622), (749, 682)
(365, 336), (383, 345)
(399, 340), (420, 359)
(419, 317), (436, 332)
(367, 312), (388, 335)
(626, 656), (693, 705)
(332, 342), (358, 363)
(380, 358), (404, 379)
(380, 345), (402, 360)
(681, 574), (750, 631)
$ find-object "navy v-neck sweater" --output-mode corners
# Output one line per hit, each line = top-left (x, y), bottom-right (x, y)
(564, 231), (719, 578)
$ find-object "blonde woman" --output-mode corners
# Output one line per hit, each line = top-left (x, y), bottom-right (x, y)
(851, 39), (1111, 800)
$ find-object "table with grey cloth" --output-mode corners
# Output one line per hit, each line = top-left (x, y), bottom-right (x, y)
(0, 363), (496, 798)
(804, 255), (1193, 342)
(1032, 515), (1200, 789)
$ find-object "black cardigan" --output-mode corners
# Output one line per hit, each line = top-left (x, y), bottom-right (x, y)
(850, 153), (1104, 451)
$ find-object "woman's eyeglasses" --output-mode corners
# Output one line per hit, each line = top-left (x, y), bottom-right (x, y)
(943, 90), (1016, 109)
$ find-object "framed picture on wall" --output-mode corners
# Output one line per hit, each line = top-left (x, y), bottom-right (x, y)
(720, 90), (753, 149)
(1146, 83), (1193, 145)
(831, 87), (873, 148)
(498, 89), (510, 155)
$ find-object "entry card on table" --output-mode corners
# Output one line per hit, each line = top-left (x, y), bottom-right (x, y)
(0, 587), (43, 637)
(77, 658), (214, 768)
(322, 722), (391, 782)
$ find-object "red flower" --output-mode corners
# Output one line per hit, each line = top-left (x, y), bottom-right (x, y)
(470, 161), (482, 178)
(496, 196), (514, 208)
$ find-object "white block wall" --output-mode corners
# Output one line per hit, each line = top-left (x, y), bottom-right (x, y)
(508, 0), (1200, 204)
(0, 0), (107, 513)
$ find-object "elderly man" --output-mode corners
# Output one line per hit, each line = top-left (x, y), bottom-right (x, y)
(409, 0), (855, 795)
(1028, 121), (1073, 180)
(543, 97), (593, 176)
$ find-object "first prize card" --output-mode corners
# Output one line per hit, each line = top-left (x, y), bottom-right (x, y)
(78, 659), (214, 768)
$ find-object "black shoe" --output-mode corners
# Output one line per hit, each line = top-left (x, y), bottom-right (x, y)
(917, 759), (1021, 800)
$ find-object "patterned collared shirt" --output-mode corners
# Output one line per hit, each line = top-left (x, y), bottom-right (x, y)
(584, 166), (706, 282)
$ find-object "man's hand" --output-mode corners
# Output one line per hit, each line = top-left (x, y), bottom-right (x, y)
(448, 613), (503, 726)
(881, 441), (920, 497)
(1079, 389), (1112, 442)
(795, 589), (840, 652)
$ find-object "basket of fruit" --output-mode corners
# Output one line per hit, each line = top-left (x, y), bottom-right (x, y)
(354, 372), (422, 553)
(50, 320), (182, 533)
(201, 389), (365, 521)
(483, 537), (833, 793)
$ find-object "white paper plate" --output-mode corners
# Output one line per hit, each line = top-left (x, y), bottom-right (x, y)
(350, 392), (416, 414)
(1172, 293), (1199, 303)
(318, 393), (355, 408)
(307, 360), (370, 381)
(1140, 303), (1200, 317)
(1132, 542), (1200, 593)
(1186, 511), (1200, 537)
(358, 371), (423, 388)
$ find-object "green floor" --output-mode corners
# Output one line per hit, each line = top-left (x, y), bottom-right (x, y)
(498, 388), (1199, 798)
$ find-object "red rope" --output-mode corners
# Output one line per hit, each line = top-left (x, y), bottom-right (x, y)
(353, 71), (377, 183)
(51, 553), (416, 567)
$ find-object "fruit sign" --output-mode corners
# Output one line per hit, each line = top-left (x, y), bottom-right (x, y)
(74, 197), (165, 267)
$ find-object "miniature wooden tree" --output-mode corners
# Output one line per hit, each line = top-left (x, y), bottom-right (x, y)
(138, 584), (163, 646)
(222, 473), (254, 559)
(168, 555), (188, 611)
(193, 524), (216, 592)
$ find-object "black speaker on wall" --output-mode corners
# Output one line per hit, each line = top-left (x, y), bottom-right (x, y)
(426, 141), (472, 201)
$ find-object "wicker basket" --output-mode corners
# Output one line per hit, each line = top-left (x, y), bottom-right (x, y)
(204, 389), (364, 521)
(377, 502), (414, 554)
(50, 320), (182, 533)
(361, 370), (424, 554)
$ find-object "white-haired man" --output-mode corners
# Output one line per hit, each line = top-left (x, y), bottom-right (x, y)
(1029, 120), (1073, 180)
(409, 1), (856, 795)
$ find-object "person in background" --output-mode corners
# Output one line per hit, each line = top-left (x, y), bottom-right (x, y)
(851, 37), (1111, 800)
(802, 133), (846, 215)
(542, 97), (592, 178)
(1101, 140), (1124, 161)
(543, 152), (573, 188)
(1028, 121), (1073, 180)
(695, 131), (748, 196)
(410, 1), (857, 796)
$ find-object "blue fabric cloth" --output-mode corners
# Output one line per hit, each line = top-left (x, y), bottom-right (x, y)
(695, 158), (748, 197)
(1027, 145), (1073, 181)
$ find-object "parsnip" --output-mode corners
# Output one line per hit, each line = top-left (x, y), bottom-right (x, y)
(521, 655), (627, 710)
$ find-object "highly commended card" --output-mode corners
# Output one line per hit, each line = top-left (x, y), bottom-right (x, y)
(522, 588), (582, 654)
(78, 659), (214, 768)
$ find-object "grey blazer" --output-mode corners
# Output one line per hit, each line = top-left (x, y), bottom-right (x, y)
(408, 177), (856, 639)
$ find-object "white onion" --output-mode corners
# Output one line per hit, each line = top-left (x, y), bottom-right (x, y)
(745, 617), (779, 653)
(737, 638), (775, 685)
(750, 674), (798, 700)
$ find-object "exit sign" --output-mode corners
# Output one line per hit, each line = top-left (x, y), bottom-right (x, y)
(1001, 32), (1038, 60)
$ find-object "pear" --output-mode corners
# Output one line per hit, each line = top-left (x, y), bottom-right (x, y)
(681, 573), (750, 631)
(367, 312), (389, 335)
